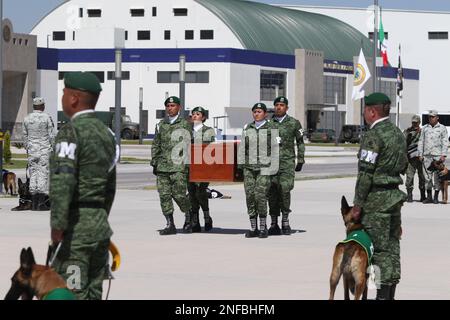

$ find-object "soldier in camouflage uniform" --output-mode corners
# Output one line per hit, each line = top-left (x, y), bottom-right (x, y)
(188, 106), (216, 232)
(238, 103), (278, 239)
(403, 115), (425, 202)
(50, 72), (118, 300)
(418, 110), (449, 204)
(268, 96), (305, 235)
(151, 96), (193, 235)
(23, 97), (55, 211)
(352, 93), (407, 300)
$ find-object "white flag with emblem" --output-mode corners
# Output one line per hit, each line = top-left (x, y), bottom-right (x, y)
(352, 49), (372, 101)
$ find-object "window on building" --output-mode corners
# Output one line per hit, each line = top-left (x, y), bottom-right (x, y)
(73, 31), (75, 41)
(59, 71), (105, 83)
(379, 80), (397, 104)
(185, 30), (194, 40)
(152, 7), (157, 16)
(79, 8), (83, 18)
(25, 39), (28, 46)
(125, 30), (128, 41)
(428, 31), (448, 40)
(157, 71), (209, 83)
(324, 76), (346, 104)
(200, 30), (214, 40)
(174, 8), (188, 16)
(368, 32), (388, 40)
(260, 70), (287, 101)
(130, 9), (145, 17)
(53, 31), (66, 41)
(87, 9), (102, 17)
(137, 30), (151, 40)
(18, 39), (22, 45)
(107, 71), (130, 80)
(164, 30), (171, 40)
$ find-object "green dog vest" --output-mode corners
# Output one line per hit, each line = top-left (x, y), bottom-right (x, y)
(340, 230), (374, 262)
(42, 288), (76, 300)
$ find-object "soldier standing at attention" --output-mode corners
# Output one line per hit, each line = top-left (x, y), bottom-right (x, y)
(50, 72), (118, 300)
(403, 115), (426, 202)
(239, 103), (276, 239)
(268, 96), (305, 235)
(23, 97), (55, 211)
(188, 106), (216, 232)
(352, 93), (407, 300)
(151, 96), (193, 235)
(418, 110), (449, 204)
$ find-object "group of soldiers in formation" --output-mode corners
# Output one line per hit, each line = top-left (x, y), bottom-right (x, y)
(19, 69), (447, 299)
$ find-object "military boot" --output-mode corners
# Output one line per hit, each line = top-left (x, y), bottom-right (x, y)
(183, 211), (193, 233)
(434, 190), (440, 204)
(191, 211), (201, 233)
(406, 189), (413, 203)
(268, 215), (281, 235)
(419, 188), (426, 202)
(159, 214), (177, 235)
(31, 194), (39, 211)
(37, 194), (50, 211)
(204, 211), (213, 232)
(258, 216), (268, 238)
(423, 190), (433, 204)
(390, 284), (397, 300)
(281, 213), (292, 235)
(245, 216), (259, 238)
(376, 284), (392, 300)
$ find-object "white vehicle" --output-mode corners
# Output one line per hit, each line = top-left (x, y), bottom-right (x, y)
(421, 113), (450, 141)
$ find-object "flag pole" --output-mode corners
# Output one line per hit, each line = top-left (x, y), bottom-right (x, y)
(373, 0), (379, 92)
(396, 44), (402, 128)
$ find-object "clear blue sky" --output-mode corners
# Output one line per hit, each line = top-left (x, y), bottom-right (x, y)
(4, 0), (450, 34)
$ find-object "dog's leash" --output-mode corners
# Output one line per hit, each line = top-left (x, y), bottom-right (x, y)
(46, 241), (62, 267)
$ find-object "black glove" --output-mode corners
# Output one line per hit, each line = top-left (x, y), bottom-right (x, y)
(295, 163), (303, 172)
(152, 166), (158, 176)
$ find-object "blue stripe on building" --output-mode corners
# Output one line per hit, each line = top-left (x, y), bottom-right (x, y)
(37, 48), (58, 70)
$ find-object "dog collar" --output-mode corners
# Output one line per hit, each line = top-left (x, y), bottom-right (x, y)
(42, 288), (76, 300)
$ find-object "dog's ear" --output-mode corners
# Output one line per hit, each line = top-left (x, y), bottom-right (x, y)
(20, 248), (36, 276)
(341, 196), (350, 214)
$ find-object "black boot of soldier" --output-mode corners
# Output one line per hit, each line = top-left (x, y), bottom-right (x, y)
(37, 194), (50, 211)
(268, 215), (281, 235)
(406, 189), (413, 203)
(258, 216), (268, 238)
(434, 190), (440, 204)
(281, 213), (292, 235)
(159, 214), (177, 235)
(204, 211), (213, 232)
(245, 217), (259, 238)
(390, 284), (397, 300)
(419, 188), (426, 202)
(183, 212), (193, 233)
(191, 211), (201, 233)
(423, 190), (433, 204)
(31, 194), (39, 211)
(376, 284), (392, 300)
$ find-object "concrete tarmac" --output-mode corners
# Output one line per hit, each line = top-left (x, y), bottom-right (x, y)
(1, 177), (449, 300)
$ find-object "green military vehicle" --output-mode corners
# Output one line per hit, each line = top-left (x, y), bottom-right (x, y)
(58, 111), (140, 140)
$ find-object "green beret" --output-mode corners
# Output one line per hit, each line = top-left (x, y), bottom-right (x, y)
(252, 103), (267, 112)
(64, 72), (102, 95)
(364, 92), (391, 106)
(192, 106), (207, 115)
(164, 96), (180, 106)
(274, 96), (288, 105)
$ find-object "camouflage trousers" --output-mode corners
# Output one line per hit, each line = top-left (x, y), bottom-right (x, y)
(362, 202), (402, 285)
(53, 237), (110, 300)
(268, 170), (295, 216)
(405, 157), (425, 191)
(244, 168), (271, 218)
(423, 156), (441, 191)
(188, 182), (209, 214)
(28, 153), (50, 194)
(157, 172), (191, 216)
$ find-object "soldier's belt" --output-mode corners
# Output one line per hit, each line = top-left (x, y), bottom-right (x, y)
(370, 184), (399, 192)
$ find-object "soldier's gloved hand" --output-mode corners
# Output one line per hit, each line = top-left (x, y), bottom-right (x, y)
(152, 166), (158, 176)
(419, 156), (424, 162)
(295, 163), (303, 172)
(51, 229), (64, 244)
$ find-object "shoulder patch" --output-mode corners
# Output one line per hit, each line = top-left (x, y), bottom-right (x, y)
(55, 142), (77, 160)
(359, 149), (378, 164)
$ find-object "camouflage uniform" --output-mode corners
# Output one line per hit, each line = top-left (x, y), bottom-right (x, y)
(268, 114), (305, 227)
(403, 125), (425, 197)
(50, 111), (118, 300)
(188, 123), (216, 231)
(151, 115), (192, 223)
(23, 110), (55, 195)
(354, 118), (407, 288)
(418, 122), (448, 191)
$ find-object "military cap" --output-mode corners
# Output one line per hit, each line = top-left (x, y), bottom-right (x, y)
(428, 110), (439, 117)
(64, 72), (102, 94)
(274, 96), (288, 106)
(164, 96), (180, 106)
(192, 106), (207, 115)
(364, 92), (391, 106)
(33, 97), (45, 106)
(411, 115), (421, 123)
(252, 103), (267, 112)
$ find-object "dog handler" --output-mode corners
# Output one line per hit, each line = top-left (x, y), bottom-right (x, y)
(352, 93), (408, 300)
(50, 72), (118, 300)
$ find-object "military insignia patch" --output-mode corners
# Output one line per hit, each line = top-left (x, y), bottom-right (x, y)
(56, 142), (77, 160)
(360, 149), (378, 164)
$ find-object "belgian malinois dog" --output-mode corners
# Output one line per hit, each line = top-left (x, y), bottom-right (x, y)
(11, 178), (32, 211)
(2, 169), (17, 196)
(4, 247), (73, 300)
(329, 196), (369, 300)
(431, 160), (449, 204)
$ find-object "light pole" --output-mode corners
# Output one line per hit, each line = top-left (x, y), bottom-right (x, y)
(179, 54), (186, 118)
(139, 87), (143, 145)
(114, 29), (125, 160)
